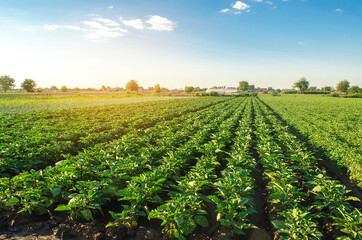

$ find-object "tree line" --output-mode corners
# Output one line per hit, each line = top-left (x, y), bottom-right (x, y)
(1, 75), (360, 95)
(292, 77), (361, 94)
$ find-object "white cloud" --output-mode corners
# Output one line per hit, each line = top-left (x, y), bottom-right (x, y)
(146, 15), (177, 31)
(121, 19), (146, 30)
(233, 1), (250, 10)
(265, 1), (273, 5)
(219, 8), (230, 13)
(298, 40), (307, 45)
(82, 20), (127, 41)
(82, 21), (108, 30)
(107, 6), (114, 9)
(44, 24), (59, 30)
(44, 14), (176, 41)
(94, 18), (120, 27)
(336, 8), (343, 12)
(84, 30), (124, 41)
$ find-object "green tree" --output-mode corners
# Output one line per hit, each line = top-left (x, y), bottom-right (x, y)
(21, 79), (37, 92)
(50, 86), (59, 91)
(293, 77), (309, 94)
(0, 75), (15, 92)
(126, 80), (139, 92)
(248, 85), (255, 91)
(321, 86), (332, 92)
(336, 80), (350, 93)
(184, 86), (194, 93)
(60, 85), (68, 92)
(237, 81), (249, 91)
(154, 84), (161, 94)
(347, 86), (361, 94)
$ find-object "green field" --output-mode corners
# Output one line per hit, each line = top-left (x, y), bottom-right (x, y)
(0, 93), (182, 113)
(0, 95), (361, 240)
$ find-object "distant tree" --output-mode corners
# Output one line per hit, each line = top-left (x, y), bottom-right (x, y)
(0, 75), (15, 92)
(101, 85), (107, 91)
(293, 77), (309, 94)
(308, 86), (317, 91)
(336, 80), (350, 93)
(154, 84), (161, 94)
(237, 81), (249, 91)
(50, 86), (59, 91)
(347, 86), (361, 94)
(60, 85), (68, 92)
(321, 86), (332, 92)
(184, 86), (194, 93)
(73, 87), (81, 91)
(21, 79), (37, 92)
(126, 80), (139, 92)
(267, 87), (273, 91)
(248, 85), (255, 91)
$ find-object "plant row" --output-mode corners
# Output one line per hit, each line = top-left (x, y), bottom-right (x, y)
(0, 97), (228, 177)
(260, 96), (362, 189)
(253, 98), (361, 240)
(0, 98), (246, 222)
(147, 98), (247, 239)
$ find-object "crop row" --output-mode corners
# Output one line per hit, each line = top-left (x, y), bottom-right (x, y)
(1, 96), (360, 239)
(253, 98), (361, 240)
(260, 96), (362, 189)
(147, 98), (247, 239)
(0, 98), (246, 221)
(0, 97), (228, 177)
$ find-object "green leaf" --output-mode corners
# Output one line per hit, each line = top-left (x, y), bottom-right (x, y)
(194, 215), (209, 228)
(81, 209), (93, 221)
(175, 216), (185, 227)
(272, 220), (286, 229)
(346, 196), (360, 202)
(54, 205), (71, 211)
(6, 197), (19, 206)
(51, 187), (62, 197)
(312, 186), (322, 192)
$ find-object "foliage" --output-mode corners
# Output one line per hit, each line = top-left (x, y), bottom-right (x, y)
(153, 84), (161, 94)
(347, 86), (361, 94)
(0, 96), (360, 240)
(184, 86), (194, 93)
(293, 77), (309, 93)
(126, 80), (139, 92)
(0, 75), (16, 92)
(50, 86), (59, 91)
(21, 79), (37, 92)
(337, 80), (350, 93)
(237, 81), (249, 91)
(60, 85), (68, 92)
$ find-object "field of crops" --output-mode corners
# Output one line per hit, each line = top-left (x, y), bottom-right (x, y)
(0, 96), (361, 240)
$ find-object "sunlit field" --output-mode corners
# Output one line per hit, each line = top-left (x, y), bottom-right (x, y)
(1, 95), (361, 240)
(0, 93), (183, 113)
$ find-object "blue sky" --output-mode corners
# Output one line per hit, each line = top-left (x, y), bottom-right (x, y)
(0, 0), (361, 89)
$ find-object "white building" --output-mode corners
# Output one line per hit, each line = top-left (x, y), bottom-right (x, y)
(206, 87), (238, 94)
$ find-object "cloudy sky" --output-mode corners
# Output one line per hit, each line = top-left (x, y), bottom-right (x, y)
(0, 0), (361, 89)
